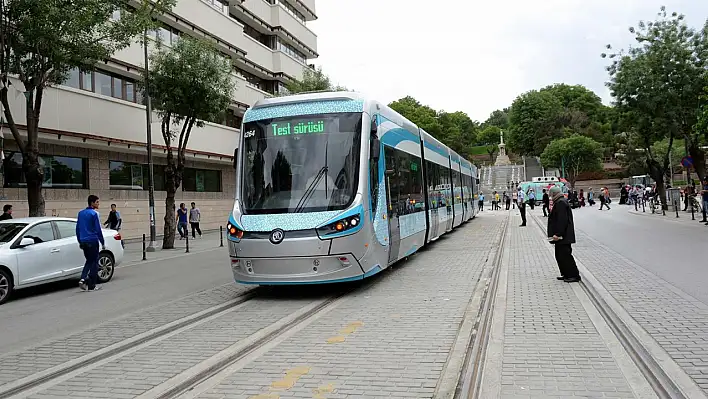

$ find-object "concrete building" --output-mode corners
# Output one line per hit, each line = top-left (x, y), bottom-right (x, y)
(0, 0), (318, 239)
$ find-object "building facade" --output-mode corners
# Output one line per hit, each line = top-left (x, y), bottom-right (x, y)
(0, 0), (318, 240)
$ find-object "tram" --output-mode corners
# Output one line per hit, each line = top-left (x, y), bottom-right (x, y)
(226, 92), (479, 285)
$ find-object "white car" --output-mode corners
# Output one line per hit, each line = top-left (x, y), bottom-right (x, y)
(0, 217), (124, 305)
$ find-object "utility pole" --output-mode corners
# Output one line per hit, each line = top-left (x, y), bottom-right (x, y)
(143, 29), (157, 252)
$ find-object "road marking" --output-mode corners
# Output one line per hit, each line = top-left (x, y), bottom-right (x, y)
(313, 383), (335, 399)
(326, 321), (363, 344)
(270, 366), (310, 390)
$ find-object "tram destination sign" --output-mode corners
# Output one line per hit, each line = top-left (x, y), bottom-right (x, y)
(269, 118), (335, 137)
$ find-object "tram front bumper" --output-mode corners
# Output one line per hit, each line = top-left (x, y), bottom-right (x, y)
(230, 254), (366, 285)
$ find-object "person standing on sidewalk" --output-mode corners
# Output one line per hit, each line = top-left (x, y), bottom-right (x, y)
(517, 186), (526, 226)
(701, 178), (708, 224)
(77, 195), (105, 292)
(177, 203), (188, 240)
(0, 204), (13, 220)
(189, 202), (202, 238)
(542, 189), (550, 217)
(547, 186), (580, 283)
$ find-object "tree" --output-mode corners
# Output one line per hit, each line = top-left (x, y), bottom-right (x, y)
(507, 89), (564, 156)
(0, 0), (174, 216)
(389, 96), (444, 138)
(477, 126), (501, 162)
(603, 7), (708, 192)
(142, 36), (234, 249)
(541, 135), (603, 189)
(283, 66), (347, 95)
(484, 108), (510, 130)
(438, 111), (479, 157)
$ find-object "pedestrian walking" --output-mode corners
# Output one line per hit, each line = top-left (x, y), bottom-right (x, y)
(599, 187), (611, 210)
(517, 186), (526, 226)
(504, 191), (511, 210)
(103, 204), (122, 231)
(527, 189), (536, 210)
(478, 192), (484, 212)
(0, 204), (13, 220)
(189, 202), (202, 238)
(542, 189), (550, 217)
(177, 203), (188, 239)
(512, 190), (518, 209)
(547, 186), (580, 283)
(77, 195), (105, 292)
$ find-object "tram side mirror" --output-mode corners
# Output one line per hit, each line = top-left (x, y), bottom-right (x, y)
(232, 149), (238, 170)
(371, 138), (380, 161)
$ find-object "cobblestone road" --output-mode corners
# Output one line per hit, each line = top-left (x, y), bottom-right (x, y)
(482, 212), (639, 399)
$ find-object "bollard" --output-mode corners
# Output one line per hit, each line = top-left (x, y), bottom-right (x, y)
(185, 233), (190, 253)
(674, 200), (679, 218)
(142, 234), (147, 261)
(642, 199), (645, 213)
(691, 200), (695, 220)
(220, 226), (224, 247)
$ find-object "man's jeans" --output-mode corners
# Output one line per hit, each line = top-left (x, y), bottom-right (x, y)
(178, 222), (188, 238)
(80, 242), (100, 289)
(703, 199), (708, 221)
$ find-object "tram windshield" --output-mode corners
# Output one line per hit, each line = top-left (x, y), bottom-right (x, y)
(240, 112), (362, 214)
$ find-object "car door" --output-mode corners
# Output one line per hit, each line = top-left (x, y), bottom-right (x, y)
(13, 222), (62, 285)
(53, 220), (84, 276)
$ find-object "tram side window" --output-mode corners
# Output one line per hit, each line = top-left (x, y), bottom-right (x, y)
(451, 169), (462, 204)
(384, 147), (399, 214)
(425, 160), (439, 209)
(395, 151), (424, 215)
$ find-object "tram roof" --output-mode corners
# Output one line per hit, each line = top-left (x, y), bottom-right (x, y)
(251, 91), (368, 109)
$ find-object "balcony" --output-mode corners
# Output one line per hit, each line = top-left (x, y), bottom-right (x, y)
(172, 0), (245, 53)
(272, 5), (317, 53)
(240, 35), (275, 71)
(5, 77), (239, 158)
(272, 51), (306, 80)
(232, 74), (273, 106)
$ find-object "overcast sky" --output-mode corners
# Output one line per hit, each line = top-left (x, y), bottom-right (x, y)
(308, 1), (708, 122)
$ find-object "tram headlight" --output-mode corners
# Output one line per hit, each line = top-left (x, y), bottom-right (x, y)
(317, 214), (361, 238)
(227, 222), (244, 239)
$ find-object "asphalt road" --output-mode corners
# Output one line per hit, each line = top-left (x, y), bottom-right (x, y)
(567, 204), (708, 305)
(0, 244), (232, 353)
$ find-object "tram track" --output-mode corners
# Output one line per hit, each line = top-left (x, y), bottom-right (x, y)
(0, 288), (261, 399)
(526, 212), (687, 399)
(452, 214), (510, 399)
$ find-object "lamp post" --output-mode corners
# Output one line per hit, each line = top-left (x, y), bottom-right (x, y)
(143, 29), (157, 252)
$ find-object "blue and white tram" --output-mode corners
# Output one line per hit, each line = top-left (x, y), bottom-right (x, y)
(226, 92), (479, 285)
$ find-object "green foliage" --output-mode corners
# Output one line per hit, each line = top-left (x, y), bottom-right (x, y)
(507, 89), (564, 156)
(0, 0), (175, 216)
(388, 96), (480, 158)
(484, 109), (510, 130)
(540, 135), (603, 187)
(603, 6), (708, 186)
(144, 35), (234, 167)
(283, 66), (347, 95)
(477, 125), (501, 161)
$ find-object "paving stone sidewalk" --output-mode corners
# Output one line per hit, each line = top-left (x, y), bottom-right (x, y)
(572, 230), (708, 395)
(0, 283), (249, 387)
(122, 230), (228, 265)
(194, 214), (507, 399)
(487, 213), (638, 399)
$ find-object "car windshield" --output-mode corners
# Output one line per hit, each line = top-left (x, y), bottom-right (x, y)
(241, 112), (362, 214)
(0, 223), (28, 243)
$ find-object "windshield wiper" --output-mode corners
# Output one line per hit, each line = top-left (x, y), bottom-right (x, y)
(293, 165), (328, 213)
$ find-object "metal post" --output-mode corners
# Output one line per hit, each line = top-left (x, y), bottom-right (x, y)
(185, 233), (189, 253)
(220, 226), (224, 247)
(674, 200), (679, 218)
(144, 29), (157, 253)
(642, 198), (645, 213)
(142, 234), (146, 261)
(691, 200), (695, 220)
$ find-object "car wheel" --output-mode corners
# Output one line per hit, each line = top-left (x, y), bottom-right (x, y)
(97, 252), (115, 284)
(0, 269), (13, 305)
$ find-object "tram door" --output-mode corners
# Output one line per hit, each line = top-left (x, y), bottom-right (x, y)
(384, 147), (401, 264)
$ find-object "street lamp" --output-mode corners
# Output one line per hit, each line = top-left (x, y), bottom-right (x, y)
(143, 29), (157, 252)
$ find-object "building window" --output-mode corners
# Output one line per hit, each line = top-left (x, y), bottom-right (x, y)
(201, 0), (228, 14)
(3, 153), (88, 189)
(64, 67), (139, 103)
(280, 0), (306, 24)
(223, 109), (242, 129)
(183, 168), (222, 192)
(109, 161), (166, 191)
(277, 39), (306, 63)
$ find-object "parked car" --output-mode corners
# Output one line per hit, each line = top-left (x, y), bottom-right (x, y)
(0, 217), (123, 305)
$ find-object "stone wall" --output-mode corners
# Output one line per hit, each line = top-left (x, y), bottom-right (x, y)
(0, 142), (235, 240)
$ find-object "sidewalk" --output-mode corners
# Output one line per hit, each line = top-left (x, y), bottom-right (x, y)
(480, 212), (650, 398)
(121, 229), (228, 265)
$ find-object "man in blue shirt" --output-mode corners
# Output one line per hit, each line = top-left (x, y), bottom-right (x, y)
(77, 195), (105, 291)
(701, 178), (708, 224)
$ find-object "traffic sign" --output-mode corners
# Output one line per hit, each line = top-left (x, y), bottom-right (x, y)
(681, 156), (693, 168)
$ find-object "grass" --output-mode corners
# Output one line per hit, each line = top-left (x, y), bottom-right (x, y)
(468, 145), (490, 156)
